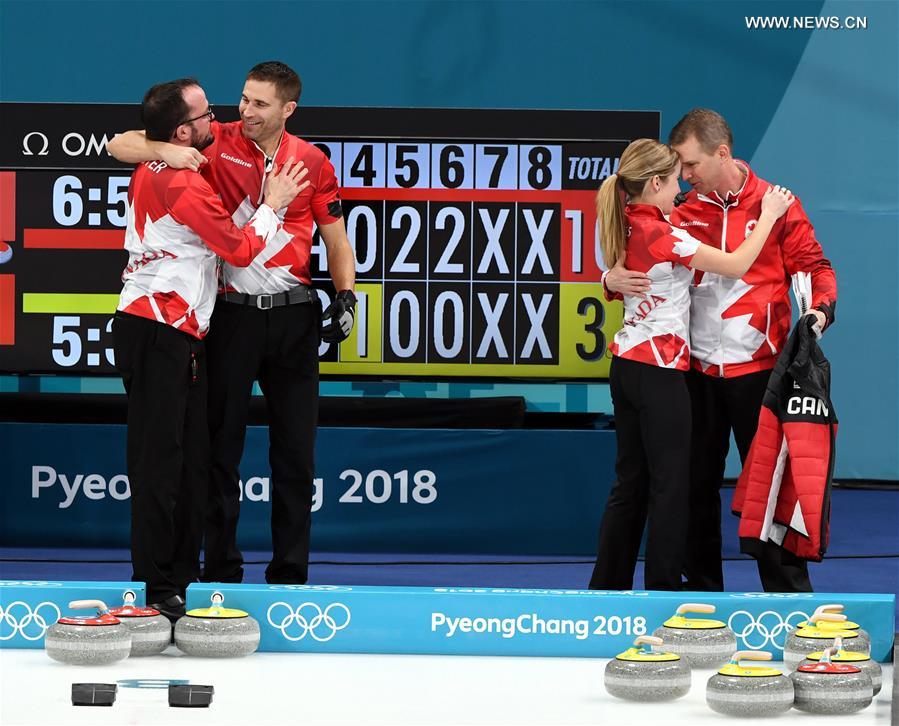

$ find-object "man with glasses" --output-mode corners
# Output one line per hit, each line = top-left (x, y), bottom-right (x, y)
(108, 62), (356, 590)
(113, 78), (308, 619)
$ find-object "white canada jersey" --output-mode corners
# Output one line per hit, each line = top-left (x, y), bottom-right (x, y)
(118, 160), (283, 338)
(610, 203), (700, 371)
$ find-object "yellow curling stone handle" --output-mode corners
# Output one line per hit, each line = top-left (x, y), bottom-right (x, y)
(798, 604), (855, 629)
(816, 604), (845, 615)
(634, 635), (664, 648)
(677, 603), (716, 615)
(616, 635), (679, 662)
(809, 606), (860, 630)
(719, 650), (781, 677)
(663, 602), (724, 629)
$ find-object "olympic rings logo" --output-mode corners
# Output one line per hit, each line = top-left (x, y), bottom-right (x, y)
(266, 602), (351, 642)
(727, 609), (810, 651)
(267, 585), (354, 593)
(0, 601), (61, 641)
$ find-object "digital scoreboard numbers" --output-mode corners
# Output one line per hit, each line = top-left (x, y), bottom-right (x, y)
(0, 104), (660, 378)
(1, 168), (128, 373)
(309, 138), (628, 377)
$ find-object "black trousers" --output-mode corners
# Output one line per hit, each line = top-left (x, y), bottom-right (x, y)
(112, 312), (209, 603)
(202, 298), (320, 585)
(685, 368), (812, 592)
(589, 356), (691, 591)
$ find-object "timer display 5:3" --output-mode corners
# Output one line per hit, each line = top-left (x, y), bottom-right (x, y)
(52, 175), (131, 227)
(52, 316), (115, 367)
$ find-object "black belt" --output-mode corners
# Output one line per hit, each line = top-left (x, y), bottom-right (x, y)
(220, 286), (317, 310)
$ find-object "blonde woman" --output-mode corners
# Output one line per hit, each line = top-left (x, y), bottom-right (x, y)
(588, 139), (793, 591)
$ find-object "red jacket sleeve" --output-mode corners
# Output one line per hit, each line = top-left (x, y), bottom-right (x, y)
(780, 196), (837, 322)
(310, 155), (343, 225)
(600, 272), (623, 302)
(164, 171), (280, 267)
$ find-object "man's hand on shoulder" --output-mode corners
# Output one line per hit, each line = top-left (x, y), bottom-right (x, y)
(604, 253), (650, 298)
(158, 144), (207, 172)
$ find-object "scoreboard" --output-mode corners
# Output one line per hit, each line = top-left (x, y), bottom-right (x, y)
(0, 104), (659, 378)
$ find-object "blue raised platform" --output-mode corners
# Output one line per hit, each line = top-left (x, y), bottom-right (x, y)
(0, 580), (145, 648)
(187, 583), (895, 662)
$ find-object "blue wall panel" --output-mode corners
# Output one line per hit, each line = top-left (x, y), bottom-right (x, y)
(1, 0), (895, 477)
(0, 423), (616, 555)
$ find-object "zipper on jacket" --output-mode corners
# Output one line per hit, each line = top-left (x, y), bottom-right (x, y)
(256, 155), (275, 205)
(718, 204), (729, 377)
(765, 302), (777, 354)
(253, 133), (285, 205)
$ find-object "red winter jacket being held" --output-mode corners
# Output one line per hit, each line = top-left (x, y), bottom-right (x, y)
(733, 317), (837, 562)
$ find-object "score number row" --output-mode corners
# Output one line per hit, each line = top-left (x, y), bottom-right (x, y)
(312, 141), (571, 191)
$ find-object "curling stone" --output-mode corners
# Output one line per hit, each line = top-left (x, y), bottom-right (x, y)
(706, 651), (794, 718)
(799, 637), (882, 697)
(795, 604), (871, 655)
(603, 635), (691, 701)
(174, 592), (260, 657)
(108, 590), (171, 656)
(791, 645), (873, 714)
(652, 603), (736, 668)
(783, 609), (866, 670)
(45, 600), (131, 665)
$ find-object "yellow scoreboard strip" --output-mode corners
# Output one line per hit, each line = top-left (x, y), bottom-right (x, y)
(21, 288), (622, 378)
(21, 288), (621, 378)
(320, 282), (622, 379)
(22, 293), (119, 315)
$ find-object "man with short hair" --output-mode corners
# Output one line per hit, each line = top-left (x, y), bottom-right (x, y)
(114, 78), (306, 616)
(109, 61), (356, 587)
(605, 108), (837, 592)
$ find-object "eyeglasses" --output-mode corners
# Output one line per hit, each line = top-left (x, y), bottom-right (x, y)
(182, 107), (214, 125)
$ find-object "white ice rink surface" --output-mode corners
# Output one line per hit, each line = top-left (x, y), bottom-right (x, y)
(0, 647), (894, 725)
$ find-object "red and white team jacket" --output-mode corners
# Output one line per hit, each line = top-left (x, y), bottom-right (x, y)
(118, 161), (284, 339)
(610, 204), (700, 371)
(201, 120), (343, 294)
(670, 162), (837, 378)
(733, 318), (837, 561)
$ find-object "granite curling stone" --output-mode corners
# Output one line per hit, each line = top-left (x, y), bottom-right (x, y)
(652, 603), (736, 668)
(45, 600), (131, 665)
(791, 645), (873, 714)
(783, 609), (866, 670)
(706, 651), (793, 718)
(799, 637), (881, 698)
(108, 590), (171, 656)
(174, 592), (260, 657)
(603, 636), (691, 701)
(794, 604), (871, 656)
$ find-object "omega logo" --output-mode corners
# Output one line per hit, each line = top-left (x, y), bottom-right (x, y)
(22, 132), (49, 156)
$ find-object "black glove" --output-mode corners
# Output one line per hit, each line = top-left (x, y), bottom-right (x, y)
(321, 289), (357, 343)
